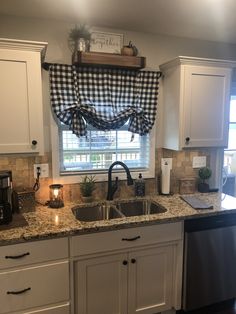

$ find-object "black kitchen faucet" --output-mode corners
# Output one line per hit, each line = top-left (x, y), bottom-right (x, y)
(106, 161), (134, 200)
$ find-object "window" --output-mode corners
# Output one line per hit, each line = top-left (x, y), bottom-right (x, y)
(49, 64), (158, 182)
(223, 95), (236, 197)
(227, 95), (236, 150)
(59, 121), (150, 174)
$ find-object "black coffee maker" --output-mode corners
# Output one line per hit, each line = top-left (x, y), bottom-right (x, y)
(0, 171), (12, 224)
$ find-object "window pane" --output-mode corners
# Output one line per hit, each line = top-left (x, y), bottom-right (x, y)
(230, 97), (236, 122)
(90, 130), (116, 150)
(117, 132), (140, 149)
(60, 128), (149, 173)
(228, 124), (236, 150)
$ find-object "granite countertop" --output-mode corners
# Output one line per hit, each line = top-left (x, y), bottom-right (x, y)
(1, 192), (236, 245)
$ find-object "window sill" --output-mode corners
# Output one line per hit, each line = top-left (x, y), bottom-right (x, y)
(52, 169), (155, 185)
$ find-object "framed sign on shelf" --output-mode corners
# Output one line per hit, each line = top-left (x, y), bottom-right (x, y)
(90, 32), (123, 54)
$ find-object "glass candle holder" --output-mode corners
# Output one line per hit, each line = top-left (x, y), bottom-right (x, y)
(49, 184), (64, 208)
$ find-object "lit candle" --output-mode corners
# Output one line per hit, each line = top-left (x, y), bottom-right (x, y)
(53, 188), (59, 199)
(49, 184), (64, 208)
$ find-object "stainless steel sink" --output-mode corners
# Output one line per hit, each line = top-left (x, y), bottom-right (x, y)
(72, 199), (167, 222)
(116, 199), (167, 217)
(72, 203), (124, 222)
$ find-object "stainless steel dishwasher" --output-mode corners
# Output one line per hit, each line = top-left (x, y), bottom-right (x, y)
(182, 213), (236, 312)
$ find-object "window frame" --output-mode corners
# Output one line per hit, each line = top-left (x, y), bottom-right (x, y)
(59, 123), (150, 174)
(225, 95), (236, 151)
(50, 112), (156, 184)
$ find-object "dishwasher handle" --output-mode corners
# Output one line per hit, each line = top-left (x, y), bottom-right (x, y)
(184, 213), (236, 232)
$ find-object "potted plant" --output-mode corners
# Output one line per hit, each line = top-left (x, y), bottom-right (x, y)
(198, 166), (212, 193)
(69, 24), (91, 62)
(80, 175), (96, 203)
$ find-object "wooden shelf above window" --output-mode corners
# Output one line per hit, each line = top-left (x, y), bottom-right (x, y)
(72, 51), (146, 69)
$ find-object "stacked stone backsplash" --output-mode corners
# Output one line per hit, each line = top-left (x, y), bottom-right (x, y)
(0, 153), (52, 202)
(0, 148), (213, 204)
(158, 148), (212, 194)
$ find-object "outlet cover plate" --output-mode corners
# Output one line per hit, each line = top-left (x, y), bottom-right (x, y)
(161, 158), (172, 170)
(192, 156), (206, 168)
(34, 163), (49, 178)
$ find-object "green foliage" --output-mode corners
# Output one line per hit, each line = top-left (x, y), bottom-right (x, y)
(198, 167), (212, 182)
(69, 24), (91, 41)
(80, 175), (96, 197)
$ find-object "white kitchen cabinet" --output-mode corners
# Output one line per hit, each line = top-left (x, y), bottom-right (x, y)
(24, 304), (70, 314)
(71, 222), (183, 314)
(0, 237), (70, 314)
(0, 38), (47, 154)
(75, 253), (128, 314)
(160, 56), (235, 150)
(128, 245), (173, 314)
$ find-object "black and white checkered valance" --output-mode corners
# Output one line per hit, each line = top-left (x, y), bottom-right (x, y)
(49, 64), (161, 137)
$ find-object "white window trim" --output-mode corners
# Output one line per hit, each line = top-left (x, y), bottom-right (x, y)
(50, 112), (156, 184)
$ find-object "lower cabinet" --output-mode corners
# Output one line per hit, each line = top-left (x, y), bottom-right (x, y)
(128, 245), (174, 314)
(0, 238), (70, 314)
(75, 253), (128, 314)
(24, 303), (70, 314)
(71, 222), (183, 314)
(74, 245), (174, 314)
(0, 261), (69, 314)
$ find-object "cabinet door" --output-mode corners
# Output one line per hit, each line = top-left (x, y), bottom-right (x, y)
(183, 65), (231, 148)
(128, 245), (174, 314)
(74, 253), (128, 314)
(0, 49), (44, 154)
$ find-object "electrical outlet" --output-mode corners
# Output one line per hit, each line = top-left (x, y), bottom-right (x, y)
(161, 158), (172, 170)
(34, 163), (49, 178)
(192, 156), (206, 168)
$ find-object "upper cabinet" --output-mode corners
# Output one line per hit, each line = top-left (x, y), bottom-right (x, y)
(0, 38), (47, 154)
(160, 56), (236, 150)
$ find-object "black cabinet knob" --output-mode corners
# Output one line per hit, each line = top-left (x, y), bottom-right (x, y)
(185, 137), (190, 144)
(131, 258), (136, 264)
(123, 260), (128, 265)
(32, 140), (37, 146)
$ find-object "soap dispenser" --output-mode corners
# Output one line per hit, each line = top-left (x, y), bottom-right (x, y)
(135, 173), (145, 197)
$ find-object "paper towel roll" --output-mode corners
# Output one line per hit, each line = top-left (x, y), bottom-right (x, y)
(161, 161), (171, 194)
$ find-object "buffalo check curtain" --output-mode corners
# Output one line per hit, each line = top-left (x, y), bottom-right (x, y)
(49, 64), (161, 137)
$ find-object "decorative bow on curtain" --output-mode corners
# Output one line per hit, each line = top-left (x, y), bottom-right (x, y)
(49, 64), (161, 137)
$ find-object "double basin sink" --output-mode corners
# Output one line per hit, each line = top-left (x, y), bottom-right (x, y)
(72, 199), (167, 222)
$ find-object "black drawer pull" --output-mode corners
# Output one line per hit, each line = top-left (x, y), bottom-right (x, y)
(31, 140), (37, 146)
(123, 260), (128, 265)
(7, 287), (31, 295)
(122, 236), (140, 242)
(131, 258), (136, 264)
(5, 252), (30, 259)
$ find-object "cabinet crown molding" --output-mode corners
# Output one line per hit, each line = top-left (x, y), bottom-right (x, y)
(0, 38), (47, 61)
(160, 56), (236, 71)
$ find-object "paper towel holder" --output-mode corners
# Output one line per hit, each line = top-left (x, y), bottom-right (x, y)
(161, 158), (172, 195)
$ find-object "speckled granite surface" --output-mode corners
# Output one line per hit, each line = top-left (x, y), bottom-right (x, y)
(0, 193), (236, 245)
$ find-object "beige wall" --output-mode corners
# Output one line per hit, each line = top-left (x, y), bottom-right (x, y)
(0, 14), (233, 202)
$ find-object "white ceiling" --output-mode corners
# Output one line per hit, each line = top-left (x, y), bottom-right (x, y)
(1, 0), (236, 44)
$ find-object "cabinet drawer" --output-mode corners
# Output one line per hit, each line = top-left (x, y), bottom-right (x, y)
(71, 222), (183, 256)
(24, 303), (70, 314)
(0, 261), (69, 314)
(0, 238), (68, 270)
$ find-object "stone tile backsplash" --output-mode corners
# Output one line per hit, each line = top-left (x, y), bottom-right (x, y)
(0, 148), (213, 203)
